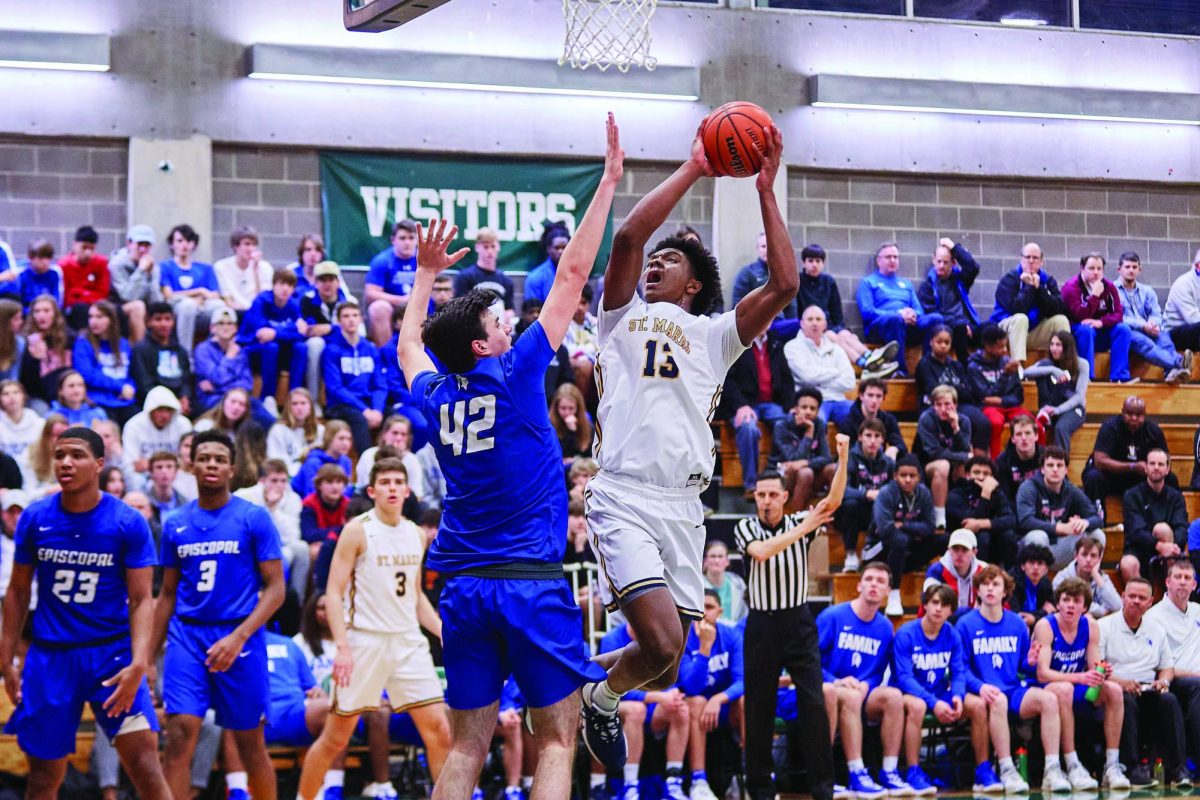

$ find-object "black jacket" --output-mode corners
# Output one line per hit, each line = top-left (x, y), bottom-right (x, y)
(718, 334), (796, 420)
(915, 354), (970, 411)
(948, 477), (1016, 534)
(131, 336), (193, 405)
(1085, 415), (1169, 473)
(995, 442), (1044, 504)
(913, 408), (972, 465)
(1122, 481), (1188, 555)
(842, 401), (908, 457)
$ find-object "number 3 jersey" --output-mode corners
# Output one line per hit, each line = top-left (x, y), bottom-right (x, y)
(411, 320), (568, 572)
(161, 497), (282, 623)
(14, 493), (156, 647)
(594, 296), (746, 490)
(344, 511), (425, 642)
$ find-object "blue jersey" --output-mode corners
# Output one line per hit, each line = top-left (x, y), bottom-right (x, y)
(956, 608), (1031, 695)
(265, 631), (315, 710)
(892, 618), (966, 708)
(366, 249), (417, 298)
(161, 497), (282, 623)
(159, 259), (219, 294)
(680, 621), (745, 701)
(14, 493), (156, 647)
(412, 321), (567, 571)
(1048, 614), (1090, 675)
(817, 602), (894, 690)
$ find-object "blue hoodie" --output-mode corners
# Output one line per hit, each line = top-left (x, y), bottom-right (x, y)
(320, 329), (386, 412)
(72, 337), (135, 408)
(238, 289), (303, 346)
(856, 271), (923, 329)
(990, 266), (1065, 327)
(680, 621), (745, 702)
(193, 339), (253, 409)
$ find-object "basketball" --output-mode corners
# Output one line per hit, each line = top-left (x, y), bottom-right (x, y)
(701, 101), (774, 178)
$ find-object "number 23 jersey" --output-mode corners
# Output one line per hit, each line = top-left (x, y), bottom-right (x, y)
(594, 296), (746, 490)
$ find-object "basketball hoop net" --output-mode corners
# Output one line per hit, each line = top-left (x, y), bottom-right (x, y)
(560, 0), (658, 72)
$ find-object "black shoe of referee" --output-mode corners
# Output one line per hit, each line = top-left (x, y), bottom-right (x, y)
(580, 683), (627, 774)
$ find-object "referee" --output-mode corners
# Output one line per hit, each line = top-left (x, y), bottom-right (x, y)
(735, 434), (848, 800)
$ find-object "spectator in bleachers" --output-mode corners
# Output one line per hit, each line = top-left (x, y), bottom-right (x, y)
(0, 300), (24, 385)
(122, 386), (192, 474)
(15, 239), (61, 310)
(267, 388), (323, 477)
(921, 528), (986, 615)
(322, 301), (386, 457)
(1099, 577), (1191, 788)
(913, 385), (972, 530)
(568, 457), (599, 504)
(865, 455), (938, 616)
(238, 269), (306, 403)
(564, 497), (594, 567)
(1118, 252), (1190, 383)
(733, 233), (794, 320)
(160, 223), (225, 350)
(145, 450), (186, 521)
(59, 224), (110, 330)
(1052, 536), (1122, 618)
(957, 565), (1060, 791)
(175, 431), (197, 501)
(842, 377), (906, 461)
(702, 540), (746, 623)
(1165, 247), (1200, 354)
(365, 219), (419, 345)
(92, 417), (139, 491)
(194, 307), (276, 429)
(302, 465), (351, 590)
(108, 224), (162, 344)
(1032, 577), (1127, 790)
(0, 489), (25, 594)
(236, 458), (306, 596)
(454, 227), (514, 311)
(1145, 559), (1200, 775)
(49, 369), (110, 428)
(131, 302), (193, 413)
(783, 305), (855, 426)
(966, 323), (1032, 459)
(232, 422), (269, 492)
(856, 242), (937, 378)
(298, 260), (349, 400)
(214, 225), (273, 313)
(797, 245), (896, 377)
(194, 387), (253, 437)
(0, 380), (42, 488)
(294, 420), (354, 499)
(680, 590), (744, 800)
(1010, 543), (1055, 627)
(549, 382), (592, 466)
(767, 387), (833, 511)
(26, 412), (67, 498)
(818, 562), (909, 796)
(894, 584), (995, 793)
(1081, 396), (1171, 520)
(0, 451), (20, 494)
(100, 465), (126, 498)
(73, 301), (137, 425)
(1018, 446), (1104, 570)
(991, 242), (1070, 362)
(1120, 448), (1186, 582)
(717, 328), (793, 497)
(522, 221), (570, 306)
(948, 457), (1016, 567)
(0, 237), (13, 292)
(995, 415), (1043, 504)
(1025, 331), (1088, 457)
(836, 418), (893, 574)
(380, 304), (433, 449)
(564, 283), (600, 401)
(1062, 252), (1134, 382)
(290, 233), (348, 297)
(19, 295), (72, 411)
(355, 415), (426, 502)
(917, 237), (982, 363)
(915, 324), (990, 451)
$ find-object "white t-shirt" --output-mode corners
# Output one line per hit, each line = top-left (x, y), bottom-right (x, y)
(213, 256), (274, 310)
(1145, 598), (1200, 674)
(1098, 612), (1173, 683)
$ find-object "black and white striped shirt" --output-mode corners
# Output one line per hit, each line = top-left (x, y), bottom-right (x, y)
(733, 511), (814, 611)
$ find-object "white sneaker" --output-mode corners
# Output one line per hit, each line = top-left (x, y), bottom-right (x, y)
(886, 589), (904, 617)
(843, 553), (861, 573)
(690, 779), (718, 800)
(1066, 763), (1097, 791)
(1000, 768), (1029, 794)
(1042, 765), (1072, 793)
(834, 786), (852, 800)
(362, 783), (399, 800)
(1102, 764), (1131, 791)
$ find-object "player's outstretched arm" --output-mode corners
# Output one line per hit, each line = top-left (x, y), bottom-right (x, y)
(102, 566), (155, 716)
(398, 219), (469, 383)
(603, 124), (715, 311)
(0, 565), (34, 705)
(822, 433), (851, 511)
(540, 113), (623, 349)
(205, 559), (284, 673)
(733, 125), (799, 345)
(325, 520), (366, 687)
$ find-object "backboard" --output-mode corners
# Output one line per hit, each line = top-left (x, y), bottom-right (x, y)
(344, 0), (451, 32)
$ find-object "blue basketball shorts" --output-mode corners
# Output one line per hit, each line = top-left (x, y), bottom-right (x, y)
(264, 700), (313, 746)
(163, 618), (268, 730)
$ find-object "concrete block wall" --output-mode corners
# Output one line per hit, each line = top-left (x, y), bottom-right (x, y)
(0, 138), (128, 258)
(787, 172), (1200, 331)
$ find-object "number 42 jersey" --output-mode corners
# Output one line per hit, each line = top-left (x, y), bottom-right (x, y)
(411, 320), (567, 573)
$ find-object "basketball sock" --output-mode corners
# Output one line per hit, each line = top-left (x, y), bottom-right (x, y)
(226, 772), (248, 792)
(1106, 749), (1120, 768)
(691, 769), (707, 783)
(625, 764), (641, 783)
(998, 757), (1016, 774)
(588, 680), (621, 714)
(324, 769), (345, 788)
(1045, 755), (1061, 771)
(521, 776), (533, 791)
(848, 758), (866, 773)
(882, 756), (898, 772)
(590, 773), (607, 788)
(1064, 752), (1082, 770)
(934, 507), (947, 527)
(665, 762), (682, 773)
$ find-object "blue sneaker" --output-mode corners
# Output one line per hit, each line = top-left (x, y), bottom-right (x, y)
(904, 766), (936, 796)
(323, 788), (343, 800)
(228, 791), (250, 800)
(472, 790), (485, 800)
(580, 685), (627, 774)
(972, 762), (1003, 794)
(848, 770), (886, 798)
(588, 782), (609, 800)
(504, 788), (526, 800)
(879, 769), (914, 796)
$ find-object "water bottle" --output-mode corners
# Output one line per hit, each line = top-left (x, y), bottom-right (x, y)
(1154, 758), (1165, 787)
(1084, 663), (1107, 703)
(1016, 748), (1028, 782)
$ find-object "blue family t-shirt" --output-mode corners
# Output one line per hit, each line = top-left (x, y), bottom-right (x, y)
(817, 602), (894, 690)
(366, 249), (417, 298)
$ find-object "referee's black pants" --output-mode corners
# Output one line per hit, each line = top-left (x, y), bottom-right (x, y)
(744, 605), (834, 800)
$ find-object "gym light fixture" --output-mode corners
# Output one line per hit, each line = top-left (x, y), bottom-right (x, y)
(0, 29), (110, 72)
(809, 74), (1200, 126)
(245, 43), (699, 101)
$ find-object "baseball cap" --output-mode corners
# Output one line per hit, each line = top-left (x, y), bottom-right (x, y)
(211, 307), (238, 326)
(127, 224), (156, 245)
(3, 490), (29, 511)
(313, 261), (341, 279)
(948, 529), (977, 550)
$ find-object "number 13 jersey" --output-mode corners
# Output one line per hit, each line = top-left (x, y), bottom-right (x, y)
(345, 511), (426, 642)
(594, 296), (746, 490)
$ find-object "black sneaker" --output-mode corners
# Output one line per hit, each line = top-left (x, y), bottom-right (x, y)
(1173, 766), (1194, 788)
(1128, 765), (1154, 789)
(580, 686), (627, 774)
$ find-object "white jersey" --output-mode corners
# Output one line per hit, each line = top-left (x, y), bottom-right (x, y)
(345, 510), (425, 641)
(594, 296), (747, 490)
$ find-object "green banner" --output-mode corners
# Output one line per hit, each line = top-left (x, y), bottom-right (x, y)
(319, 150), (611, 273)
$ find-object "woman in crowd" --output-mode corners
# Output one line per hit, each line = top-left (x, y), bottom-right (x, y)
(1025, 330), (1089, 456)
(194, 386), (253, 436)
(101, 465), (127, 499)
(354, 414), (426, 501)
(48, 369), (109, 427)
(28, 412), (68, 499)
(174, 430), (198, 501)
(231, 421), (269, 492)
(71, 300), (136, 425)
(293, 419), (354, 497)
(267, 387), (324, 476)
(915, 323), (990, 453)
(548, 383), (593, 466)
(19, 295), (73, 412)
(0, 299), (24, 383)
(0, 379), (42, 488)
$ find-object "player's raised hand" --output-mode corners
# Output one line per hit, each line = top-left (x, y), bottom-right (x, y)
(603, 112), (624, 185)
(755, 124), (784, 194)
(835, 432), (851, 459)
(332, 644), (355, 687)
(205, 631), (246, 673)
(415, 218), (470, 275)
(101, 662), (145, 717)
(689, 123), (717, 178)
(1, 661), (20, 707)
